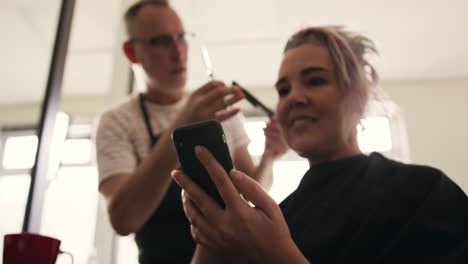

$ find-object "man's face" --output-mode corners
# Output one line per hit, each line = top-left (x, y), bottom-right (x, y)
(128, 5), (188, 93)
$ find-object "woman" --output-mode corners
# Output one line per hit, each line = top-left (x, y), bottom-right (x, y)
(171, 26), (468, 263)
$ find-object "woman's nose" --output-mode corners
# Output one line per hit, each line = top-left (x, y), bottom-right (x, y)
(287, 86), (308, 108)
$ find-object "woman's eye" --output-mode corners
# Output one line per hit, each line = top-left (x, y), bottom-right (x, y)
(276, 86), (290, 97)
(306, 77), (326, 87)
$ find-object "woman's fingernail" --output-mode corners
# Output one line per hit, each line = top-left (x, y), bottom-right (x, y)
(171, 170), (182, 186)
(230, 170), (242, 180)
(194, 145), (202, 155)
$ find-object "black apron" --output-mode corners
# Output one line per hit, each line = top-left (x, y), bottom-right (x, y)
(134, 94), (195, 263)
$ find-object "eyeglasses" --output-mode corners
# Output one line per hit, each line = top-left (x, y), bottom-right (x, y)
(128, 32), (194, 49)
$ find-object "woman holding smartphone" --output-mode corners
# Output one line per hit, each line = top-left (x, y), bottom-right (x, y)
(171, 26), (468, 263)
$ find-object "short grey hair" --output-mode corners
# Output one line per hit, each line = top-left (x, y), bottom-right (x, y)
(123, 0), (170, 36)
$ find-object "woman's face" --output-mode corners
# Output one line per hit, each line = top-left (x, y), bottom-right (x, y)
(275, 44), (360, 163)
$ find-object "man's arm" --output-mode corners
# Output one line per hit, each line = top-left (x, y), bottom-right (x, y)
(98, 81), (245, 235)
(99, 121), (181, 235)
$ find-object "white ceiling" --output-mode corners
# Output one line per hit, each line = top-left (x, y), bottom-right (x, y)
(2, 0), (468, 105)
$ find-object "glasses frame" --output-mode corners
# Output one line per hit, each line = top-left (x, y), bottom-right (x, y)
(128, 32), (195, 49)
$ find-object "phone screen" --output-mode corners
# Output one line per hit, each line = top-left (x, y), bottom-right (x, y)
(172, 120), (233, 207)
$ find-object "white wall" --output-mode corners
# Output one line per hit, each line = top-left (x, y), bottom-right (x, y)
(384, 78), (468, 192)
(0, 96), (108, 128)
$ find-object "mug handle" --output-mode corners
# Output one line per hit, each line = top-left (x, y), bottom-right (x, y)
(60, 250), (74, 264)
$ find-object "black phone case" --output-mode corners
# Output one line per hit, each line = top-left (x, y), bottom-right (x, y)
(172, 120), (233, 207)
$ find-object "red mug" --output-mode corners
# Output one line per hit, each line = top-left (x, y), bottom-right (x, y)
(3, 233), (73, 264)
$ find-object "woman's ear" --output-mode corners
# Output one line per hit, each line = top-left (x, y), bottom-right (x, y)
(123, 41), (137, 63)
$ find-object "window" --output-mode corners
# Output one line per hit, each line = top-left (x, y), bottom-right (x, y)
(2, 135), (38, 170)
(0, 130), (37, 253)
(0, 174), (31, 253)
(358, 116), (392, 153)
(0, 125), (100, 264)
(115, 235), (139, 264)
(40, 166), (99, 264)
(60, 139), (93, 165)
(37, 123), (100, 264)
(243, 112), (407, 203)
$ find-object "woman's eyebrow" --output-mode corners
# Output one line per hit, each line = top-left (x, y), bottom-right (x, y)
(300, 66), (329, 76)
(276, 66), (329, 88)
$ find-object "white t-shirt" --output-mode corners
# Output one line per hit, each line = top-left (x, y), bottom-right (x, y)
(95, 94), (251, 184)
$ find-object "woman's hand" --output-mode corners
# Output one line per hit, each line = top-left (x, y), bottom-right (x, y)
(171, 146), (306, 263)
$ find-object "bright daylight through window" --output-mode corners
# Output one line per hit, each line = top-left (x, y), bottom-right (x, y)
(3, 135), (38, 170)
(242, 115), (403, 203)
(0, 132), (98, 264)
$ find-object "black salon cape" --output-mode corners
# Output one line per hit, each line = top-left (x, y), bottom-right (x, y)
(280, 152), (468, 264)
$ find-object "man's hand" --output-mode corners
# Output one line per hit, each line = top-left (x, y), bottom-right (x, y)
(263, 116), (289, 161)
(178, 80), (244, 125)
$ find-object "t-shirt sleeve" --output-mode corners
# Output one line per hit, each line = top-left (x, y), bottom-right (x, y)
(95, 110), (137, 185)
(221, 113), (251, 152)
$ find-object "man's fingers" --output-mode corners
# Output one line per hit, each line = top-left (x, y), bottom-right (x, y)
(224, 90), (244, 106)
(215, 108), (241, 122)
(196, 80), (225, 94)
(203, 85), (231, 104)
(198, 83), (243, 107)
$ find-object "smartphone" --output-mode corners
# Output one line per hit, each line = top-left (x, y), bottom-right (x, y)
(172, 120), (233, 207)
